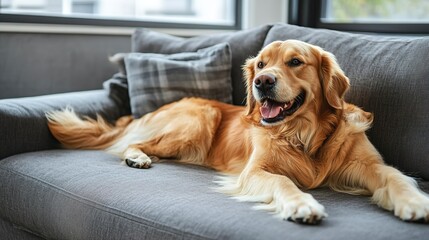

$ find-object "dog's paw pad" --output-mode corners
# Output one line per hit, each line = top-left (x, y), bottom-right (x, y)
(282, 194), (327, 225)
(287, 215), (324, 225)
(286, 212), (326, 225)
(125, 155), (152, 169)
(394, 195), (429, 223)
(404, 217), (428, 224)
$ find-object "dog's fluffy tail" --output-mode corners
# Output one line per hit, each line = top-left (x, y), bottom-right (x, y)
(46, 108), (128, 150)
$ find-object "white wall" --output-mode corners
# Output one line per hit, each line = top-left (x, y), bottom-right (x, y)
(242, 0), (288, 29)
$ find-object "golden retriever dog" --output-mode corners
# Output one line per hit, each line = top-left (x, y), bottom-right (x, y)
(46, 40), (429, 224)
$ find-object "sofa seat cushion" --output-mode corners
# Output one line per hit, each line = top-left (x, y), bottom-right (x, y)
(1, 150), (428, 240)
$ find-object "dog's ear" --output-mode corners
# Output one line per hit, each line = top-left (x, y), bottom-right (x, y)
(243, 57), (257, 115)
(320, 51), (350, 109)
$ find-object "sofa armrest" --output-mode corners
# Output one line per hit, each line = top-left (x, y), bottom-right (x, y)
(0, 90), (128, 160)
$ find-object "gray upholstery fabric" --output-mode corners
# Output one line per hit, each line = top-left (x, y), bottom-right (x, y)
(264, 24), (429, 180)
(125, 43), (232, 117)
(103, 53), (132, 115)
(1, 150), (428, 240)
(0, 33), (130, 99)
(0, 217), (44, 240)
(0, 90), (125, 160)
(132, 25), (273, 105)
(103, 72), (131, 114)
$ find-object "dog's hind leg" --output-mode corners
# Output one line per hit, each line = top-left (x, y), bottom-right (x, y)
(123, 102), (222, 168)
(123, 145), (154, 169)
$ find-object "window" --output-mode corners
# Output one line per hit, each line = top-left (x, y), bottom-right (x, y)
(321, 0), (429, 24)
(0, 0), (241, 30)
(288, 0), (429, 34)
(72, 1), (97, 14)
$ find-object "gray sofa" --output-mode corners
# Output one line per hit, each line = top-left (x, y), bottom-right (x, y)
(1, 24), (428, 240)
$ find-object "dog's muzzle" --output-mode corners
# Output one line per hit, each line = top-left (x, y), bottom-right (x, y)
(254, 74), (277, 98)
(253, 74), (306, 124)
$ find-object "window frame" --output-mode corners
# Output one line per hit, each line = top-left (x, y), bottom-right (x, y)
(0, 0), (242, 30)
(288, 0), (429, 34)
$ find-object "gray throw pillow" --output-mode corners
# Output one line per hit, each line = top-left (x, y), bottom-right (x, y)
(132, 25), (273, 105)
(124, 43), (232, 118)
(103, 73), (130, 114)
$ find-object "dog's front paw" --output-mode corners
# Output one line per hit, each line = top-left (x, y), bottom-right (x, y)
(283, 193), (327, 225)
(124, 154), (152, 169)
(394, 193), (429, 223)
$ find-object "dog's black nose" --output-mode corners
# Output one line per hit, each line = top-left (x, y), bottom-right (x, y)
(254, 74), (276, 92)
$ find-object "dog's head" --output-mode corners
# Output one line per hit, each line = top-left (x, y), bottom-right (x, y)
(244, 40), (350, 126)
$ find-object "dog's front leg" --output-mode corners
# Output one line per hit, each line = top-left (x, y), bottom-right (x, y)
(330, 142), (429, 222)
(218, 153), (327, 224)
(365, 164), (429, 222)
(244, 168), (327, 224)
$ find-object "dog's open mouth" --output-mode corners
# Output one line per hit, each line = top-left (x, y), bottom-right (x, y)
(259, 91), (306, 123)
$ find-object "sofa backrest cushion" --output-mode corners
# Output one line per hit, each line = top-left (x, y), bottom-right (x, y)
(264, 23), (429, 179)
(132, 25), (272, 105)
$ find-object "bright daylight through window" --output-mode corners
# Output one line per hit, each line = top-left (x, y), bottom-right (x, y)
(0, 0), (236, 26)
(321, 0), (429, 23)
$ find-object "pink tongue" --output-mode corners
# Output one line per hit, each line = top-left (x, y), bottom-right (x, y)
(260, 101), (282, 119)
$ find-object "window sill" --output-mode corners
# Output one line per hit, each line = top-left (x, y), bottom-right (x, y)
(0, 22), (235, 36)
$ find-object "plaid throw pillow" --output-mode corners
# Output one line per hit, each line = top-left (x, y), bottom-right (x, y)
(124, 43), (232, 118)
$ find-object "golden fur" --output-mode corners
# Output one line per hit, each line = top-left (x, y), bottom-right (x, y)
(47, 40), (429, 224)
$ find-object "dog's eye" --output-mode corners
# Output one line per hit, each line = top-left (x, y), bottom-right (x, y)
(288, 58), (303, 67)
(257, 61), (265, 69)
